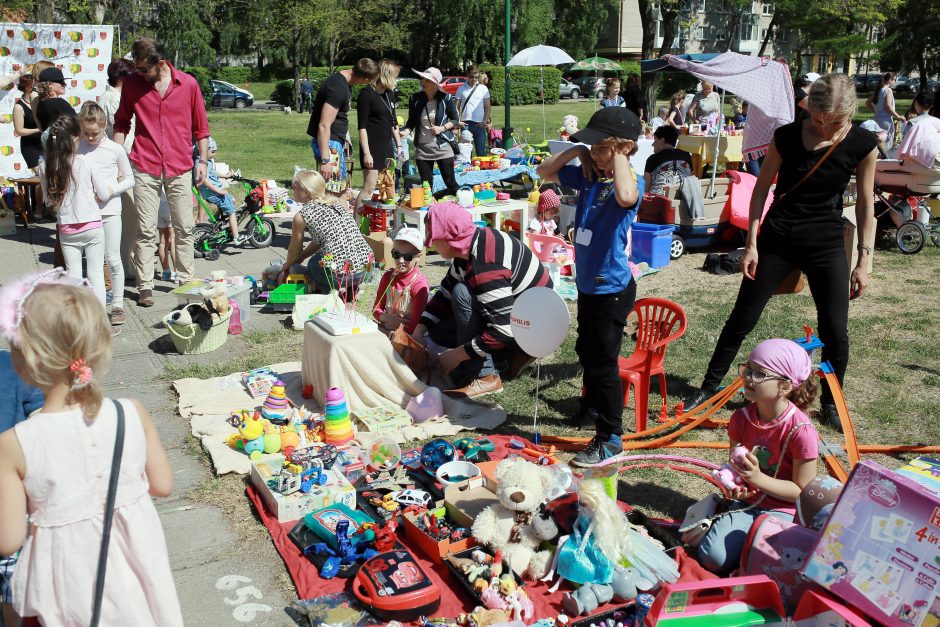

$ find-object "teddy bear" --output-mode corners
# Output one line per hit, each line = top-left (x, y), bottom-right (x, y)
(559, 115), (579, 141)
(471, 457), (555, 580)
(201, 284), (231, 320)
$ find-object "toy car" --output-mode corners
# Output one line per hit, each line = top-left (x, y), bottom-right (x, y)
(391, 489), (432, 508)
(381, 493), (401, 512)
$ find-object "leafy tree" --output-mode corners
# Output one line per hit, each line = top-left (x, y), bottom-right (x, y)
(880, 0), (940, 92)
(552, 0), (620, 59)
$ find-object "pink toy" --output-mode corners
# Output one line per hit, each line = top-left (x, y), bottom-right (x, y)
(645, 575), (785, 626)
(505, 589), (533, 622)
(480, 580), (507, 611)
(406, 387), (443, 424)
(711, 445), (749, 491)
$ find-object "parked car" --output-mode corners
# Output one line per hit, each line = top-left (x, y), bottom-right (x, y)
(440, 76), (466, 95)
(853, 74), (880, 92)
(209, 80), (254, 109)
(893, 76), (915, 94)
(572, 76), (606, 99)
(559, 78), (581, 99)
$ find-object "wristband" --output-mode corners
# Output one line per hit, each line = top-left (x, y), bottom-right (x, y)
(857, 244), (872, 254)
(197, 158), (207, 164)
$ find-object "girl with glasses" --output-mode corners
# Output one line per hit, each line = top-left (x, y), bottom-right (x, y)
(696, 339), (820, 574)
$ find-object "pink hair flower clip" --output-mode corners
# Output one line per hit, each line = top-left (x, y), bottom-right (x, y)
(69, 358), (93, 388)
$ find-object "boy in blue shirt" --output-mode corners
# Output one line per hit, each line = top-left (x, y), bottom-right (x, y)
(537, 107), (644, 466)
(196, 137), (247, 245)
(0, 349), (43, 627)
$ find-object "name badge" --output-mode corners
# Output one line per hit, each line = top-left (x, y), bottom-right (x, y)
(575, 227), (593, 246)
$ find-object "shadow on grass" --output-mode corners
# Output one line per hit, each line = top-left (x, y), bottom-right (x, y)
(619, 480), (697, 527)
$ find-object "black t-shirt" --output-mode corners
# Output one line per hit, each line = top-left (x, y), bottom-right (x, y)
(623, 86), (646, 119)
(644, 147), (693, 196)
(307, 72), (352, 143)
(765, 121), (877, 237)
(36, 98), (76, 131)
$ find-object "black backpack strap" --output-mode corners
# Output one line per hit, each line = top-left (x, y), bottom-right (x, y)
(90, 400), (126, 627)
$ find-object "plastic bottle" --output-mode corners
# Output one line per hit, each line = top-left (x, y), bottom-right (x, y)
(228, 298), (243, 335)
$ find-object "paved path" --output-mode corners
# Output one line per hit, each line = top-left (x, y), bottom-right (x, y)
(1, 220), (305, 625)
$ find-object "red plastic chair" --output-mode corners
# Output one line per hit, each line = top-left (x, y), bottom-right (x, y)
(619, 298), (687, 433)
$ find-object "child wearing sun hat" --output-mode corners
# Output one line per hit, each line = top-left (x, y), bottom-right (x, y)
(372, 227), (430, 335)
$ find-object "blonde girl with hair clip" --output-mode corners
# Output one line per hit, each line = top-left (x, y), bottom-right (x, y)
(0, 271), (183, 626)
(41, 115), (133, 309)
(280, 169), (373, 296)
(78, 101), (134, 326)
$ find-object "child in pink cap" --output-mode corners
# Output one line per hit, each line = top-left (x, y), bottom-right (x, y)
(696, 338), (820, 574)
(528, 188), (561, 236)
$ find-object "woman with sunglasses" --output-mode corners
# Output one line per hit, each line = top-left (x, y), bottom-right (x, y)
(685, 74), (878, 432)
(372, 227), (429, 335)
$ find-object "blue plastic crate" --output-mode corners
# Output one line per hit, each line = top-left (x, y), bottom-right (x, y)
(631, 222), (675, 269)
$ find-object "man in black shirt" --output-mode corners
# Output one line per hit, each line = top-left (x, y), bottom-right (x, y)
(306, 59), (379, 197)
(643, 126), (693, 196)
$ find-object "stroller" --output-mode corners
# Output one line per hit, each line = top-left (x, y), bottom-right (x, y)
(873, 158), (940, 254)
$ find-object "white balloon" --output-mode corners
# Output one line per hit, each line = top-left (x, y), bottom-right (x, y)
(510, 286), (570, 358)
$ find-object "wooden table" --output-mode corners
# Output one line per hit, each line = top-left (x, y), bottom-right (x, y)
(677, 134), (744, 177)
(11, 177), (40, 226)
(393, 198), (530, 247)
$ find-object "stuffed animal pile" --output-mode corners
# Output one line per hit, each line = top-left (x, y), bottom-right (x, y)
(167, 285), (231, 330)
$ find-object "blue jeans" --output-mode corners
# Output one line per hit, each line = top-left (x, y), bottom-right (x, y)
(306, 252), (364, 298)
(428, 283), (495, 381)
(744, 155), (763, 177)
(465, 122), (488, 157)
(697, 502), (789, 574)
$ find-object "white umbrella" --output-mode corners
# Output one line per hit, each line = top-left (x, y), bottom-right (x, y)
(507, 45), (575, 140)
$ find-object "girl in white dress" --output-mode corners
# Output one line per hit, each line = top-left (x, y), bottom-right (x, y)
(0, 271), (183, 626)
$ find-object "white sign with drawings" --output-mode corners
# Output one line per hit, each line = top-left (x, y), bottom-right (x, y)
(0, 23), (114, 179)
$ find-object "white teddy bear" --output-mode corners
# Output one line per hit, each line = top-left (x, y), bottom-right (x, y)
(471, 457), (555, 580)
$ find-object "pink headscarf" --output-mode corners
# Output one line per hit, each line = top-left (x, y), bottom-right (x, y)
(749, 339), (812, 386)
(425, 202), (476, 255)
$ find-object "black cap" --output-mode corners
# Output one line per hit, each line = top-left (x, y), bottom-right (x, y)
(38, 67), (68, 85)
(570, 107), (642, 145)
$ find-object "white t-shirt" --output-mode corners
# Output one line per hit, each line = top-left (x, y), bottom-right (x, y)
(456, 82), (490, 123)
(650, 117), (666, 131)
(77, 137), (133, 216)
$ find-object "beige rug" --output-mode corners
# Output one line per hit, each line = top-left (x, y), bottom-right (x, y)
(174, 360), (507, 475)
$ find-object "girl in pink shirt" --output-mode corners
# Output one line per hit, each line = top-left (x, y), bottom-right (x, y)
(41, 116), (131, 307)
(697, 338), (819, 574)
(372, 227), (429, 335)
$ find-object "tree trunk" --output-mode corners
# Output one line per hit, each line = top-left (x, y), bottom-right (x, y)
(642, 4), (680, 120)
(638, 0), (655, 60)
(757, 13), (778, 57)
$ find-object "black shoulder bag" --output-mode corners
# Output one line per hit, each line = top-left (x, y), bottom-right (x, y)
(90, 400), (126, 627)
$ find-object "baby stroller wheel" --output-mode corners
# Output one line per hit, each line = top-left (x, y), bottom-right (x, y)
(895, 220), (926, 254)
(207, 248), (221, 262)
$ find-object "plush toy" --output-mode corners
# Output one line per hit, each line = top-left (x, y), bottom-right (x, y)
(201, 284), (231, 319)
(471, 457), (555, 580)
(168, 303), (216, 331)
(457, 607), (511, 627)
(561, 583), (613, 616)
(712, 445), (750, 491)
(559, 115), (579, 141)
(377, 164), (395, 202)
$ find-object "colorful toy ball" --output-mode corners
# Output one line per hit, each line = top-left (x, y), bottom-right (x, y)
(365, 437), (401, 471)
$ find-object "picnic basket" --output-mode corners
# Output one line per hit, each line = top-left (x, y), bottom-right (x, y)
(162, 309), (232, 354)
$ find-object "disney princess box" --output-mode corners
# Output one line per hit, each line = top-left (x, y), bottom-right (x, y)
(803, 461), (940, 626)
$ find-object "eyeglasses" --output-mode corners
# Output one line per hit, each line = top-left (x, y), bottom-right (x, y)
(391, 249), (417, 262)
(135, 64), (155, 73)
(738, 364), (788, 384)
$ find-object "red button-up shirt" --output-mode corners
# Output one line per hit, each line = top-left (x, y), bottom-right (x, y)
(114, 63), (210, 178)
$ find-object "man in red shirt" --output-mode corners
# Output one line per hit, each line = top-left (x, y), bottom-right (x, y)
(114, 37), (210, 307)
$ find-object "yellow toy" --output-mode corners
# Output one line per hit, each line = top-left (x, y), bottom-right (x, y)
(227, 409), (268, 460)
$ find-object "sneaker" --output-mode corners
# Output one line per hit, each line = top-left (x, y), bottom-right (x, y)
(571, 434), (623, 467)
(137, 289), (154, 307)
(817, 403), (844, 434)
(105, 290), (113, 306)
(111, 325), (123, 337)
(161, 270), (172, 282)
(110, 308), (126, 326)
(234, 233), (251, 245)
(171, 272), (178, 284)
(444, 374), (504, 399)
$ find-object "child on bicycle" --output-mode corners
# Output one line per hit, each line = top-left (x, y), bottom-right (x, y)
(196, 137), (246, 246)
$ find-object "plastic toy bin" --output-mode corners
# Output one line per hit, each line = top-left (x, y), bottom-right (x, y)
(631, 222), (675, 269)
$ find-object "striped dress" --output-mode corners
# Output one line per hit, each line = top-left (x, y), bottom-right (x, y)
(421, 227), (551, 357)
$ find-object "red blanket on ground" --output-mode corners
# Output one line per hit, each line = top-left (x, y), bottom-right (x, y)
(247, 434), (714, 625)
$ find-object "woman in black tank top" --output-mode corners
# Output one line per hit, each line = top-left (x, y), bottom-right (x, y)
(687, 74), (878, 431)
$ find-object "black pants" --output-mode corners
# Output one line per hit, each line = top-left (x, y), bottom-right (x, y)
(428, 283), (495, 381)
(576, 281), (637, 437)
(416, 156), (458, 199)
(702, 223), (849, 405)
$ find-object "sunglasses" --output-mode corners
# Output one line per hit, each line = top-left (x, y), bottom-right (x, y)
(391, 249), (417, 262)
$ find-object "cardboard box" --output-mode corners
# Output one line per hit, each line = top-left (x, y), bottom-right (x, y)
(402, 500), (477, 564)
(898, 457), (940, 495)
(250, 457), (356, 523)
(444, 472), (499, 528)
(354, 405), (413, 434)
(792, 590), (869, 626)
(803, 461), (940, 626)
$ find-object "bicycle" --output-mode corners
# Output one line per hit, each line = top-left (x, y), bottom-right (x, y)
(192, 175), (277, 261)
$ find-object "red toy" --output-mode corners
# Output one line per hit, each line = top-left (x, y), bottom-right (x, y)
(302, 384), (314, 399)
(357, 520), (398, 553)
(645, 575), (785, 626)
(353, 548), (441, 621)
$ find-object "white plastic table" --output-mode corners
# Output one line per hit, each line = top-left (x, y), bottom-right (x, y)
(393, 198), (530, 247)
